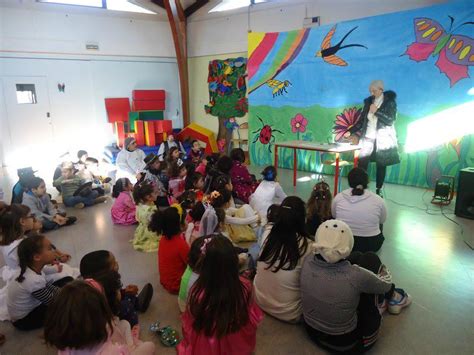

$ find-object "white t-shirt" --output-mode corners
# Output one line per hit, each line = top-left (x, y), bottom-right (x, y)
(7, 268), (47, 321)
(253, 238), (311, 323)
(249, 181), (287, 223)
(331, 188), (387, 237)
(365, 94), (384, 140)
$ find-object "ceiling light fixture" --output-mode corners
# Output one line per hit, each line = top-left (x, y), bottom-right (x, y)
(209, 0), (267, 13)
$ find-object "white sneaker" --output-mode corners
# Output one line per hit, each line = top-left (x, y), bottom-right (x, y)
(388, 288), (412, 315)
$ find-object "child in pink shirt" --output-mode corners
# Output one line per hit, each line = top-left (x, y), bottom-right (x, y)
(111, 178), (136, 225)
(177, 235), (263, 354)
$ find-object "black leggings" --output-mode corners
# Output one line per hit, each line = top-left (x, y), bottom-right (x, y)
(358, 146), (387, 189)
(12, 276), (74, 331)
(352, 234), (385, 253)
(305, 252), (394, 353)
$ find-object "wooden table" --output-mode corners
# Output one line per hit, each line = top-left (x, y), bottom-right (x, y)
(273, 140), (361, 195)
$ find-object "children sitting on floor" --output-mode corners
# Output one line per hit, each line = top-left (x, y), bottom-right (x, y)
(184, 202), (205, 245)
(195, 155), (208, 177)
(7, 235), (73, 330)
(166, 146), (184, 167)
(141, 152), (169, 207)
(149, 206), (190, 294)
(22, 177), (77, 231)
(131, 182), (159, 252)
(44, 280), (155, 354)
(184, 172), (205, 201)
(111, 178), (136, 225)
(208, 189), (259, 243)
(178, 236), (205, 312)
(168, 161), (187, 201)
(249, 165), (286, 224)
(306, 181), (333, 237)
(230, 148), (259, 204)
(188, 140), (204, 164)
(301, 219), (411, 353)
(253, 196), (311, 323)
(0, 204), (78, 288)
(53, 162), (107, 208)
(177, 235), (264, 354)
(157, 134), (186, 161)
(79, 250), (153, 328)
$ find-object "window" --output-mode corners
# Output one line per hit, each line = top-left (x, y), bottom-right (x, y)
(38, 0), (156, 14)
(39, 0), (103, 7)
(16, 84), (37, 104)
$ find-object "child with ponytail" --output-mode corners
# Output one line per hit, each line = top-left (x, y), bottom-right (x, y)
(249, 165), (286, 224)
(7, 235), (73, 330)
(111, 178), (136, 225)
(306, 181), (333, 236)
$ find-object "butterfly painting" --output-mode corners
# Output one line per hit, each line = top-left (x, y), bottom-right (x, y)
(404, 16), (474, 87)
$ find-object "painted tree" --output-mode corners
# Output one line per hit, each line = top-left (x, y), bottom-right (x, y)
(204, 57), (248, 151)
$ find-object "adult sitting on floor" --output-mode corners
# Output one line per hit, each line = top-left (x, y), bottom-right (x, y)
(116, 137), (146, 184)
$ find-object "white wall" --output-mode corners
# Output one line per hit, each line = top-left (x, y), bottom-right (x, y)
(0, 3), (180, 167)
(187, 0), (448, 57)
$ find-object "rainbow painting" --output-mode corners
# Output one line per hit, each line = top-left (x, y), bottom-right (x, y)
(248, 29), (310, 94)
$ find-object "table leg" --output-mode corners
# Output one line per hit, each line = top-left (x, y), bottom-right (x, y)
(274, 145), (279, 172)
(353, 150), (359, 168)
(334, 153), (340, 196)
(293, 148), (297, 187)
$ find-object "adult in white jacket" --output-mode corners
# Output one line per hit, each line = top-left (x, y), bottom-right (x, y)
(331, 167), (387, 253)
(116, 137), (146, 183)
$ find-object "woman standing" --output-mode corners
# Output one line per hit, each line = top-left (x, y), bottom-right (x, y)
(355, 80), (400, 196)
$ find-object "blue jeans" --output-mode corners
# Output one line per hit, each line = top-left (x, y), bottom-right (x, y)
(63, 190), (99, 207)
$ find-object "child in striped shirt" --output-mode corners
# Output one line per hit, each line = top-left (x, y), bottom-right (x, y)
(7, 235), (73, 330)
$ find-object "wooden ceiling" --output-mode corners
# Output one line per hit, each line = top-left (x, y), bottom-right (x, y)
(151, 0), (209, 17)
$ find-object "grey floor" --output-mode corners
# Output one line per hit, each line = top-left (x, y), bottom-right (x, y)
(0, 166), (473, 355)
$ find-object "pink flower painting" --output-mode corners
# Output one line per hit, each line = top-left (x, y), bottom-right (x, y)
(290, 113), (308, 139)
(333, 107), (362, 142)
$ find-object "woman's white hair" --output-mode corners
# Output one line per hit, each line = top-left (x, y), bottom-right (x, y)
(369, 80), (384, 91)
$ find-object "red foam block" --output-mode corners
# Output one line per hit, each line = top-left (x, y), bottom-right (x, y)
(105, 98), (130, 123)
(132, 90), (166, 101)
(132, 100), (166, 111)
(154, 120), (173, 134)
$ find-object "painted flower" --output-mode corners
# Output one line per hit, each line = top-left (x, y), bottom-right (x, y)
(333, 107), (362, 141)
(290, 113), (308, 134)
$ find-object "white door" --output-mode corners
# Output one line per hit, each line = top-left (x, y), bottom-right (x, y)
(1, 76), (54, 168)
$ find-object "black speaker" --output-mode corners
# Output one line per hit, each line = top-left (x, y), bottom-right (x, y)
(455, 167), (474, 220)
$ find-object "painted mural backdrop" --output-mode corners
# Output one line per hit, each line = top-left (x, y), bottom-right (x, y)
(248, 0), (474, 188)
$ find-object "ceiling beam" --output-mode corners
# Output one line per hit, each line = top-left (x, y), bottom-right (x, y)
(151, 0), (165, 9)
(184, 0), (209, 18)
(163, 0), (190, 127)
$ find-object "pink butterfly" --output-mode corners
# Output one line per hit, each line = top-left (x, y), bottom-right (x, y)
(404, 16), (474, 87)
